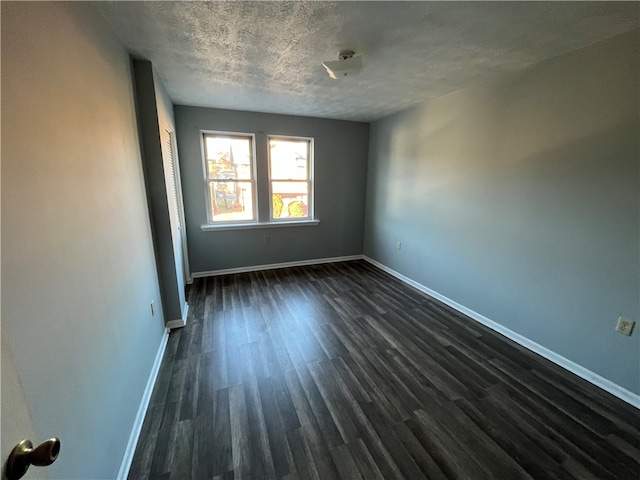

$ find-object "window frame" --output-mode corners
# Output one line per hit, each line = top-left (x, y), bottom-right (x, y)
(267, 135), (314, 222)
(200, 130), (258, 226)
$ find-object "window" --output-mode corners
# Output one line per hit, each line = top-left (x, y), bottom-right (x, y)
(202, 132), (256, 224)
(201, 131), (316, 229)
(269, 136), (313, 221)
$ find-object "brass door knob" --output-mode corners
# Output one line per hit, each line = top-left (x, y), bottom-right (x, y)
(5, 438), (60, 480)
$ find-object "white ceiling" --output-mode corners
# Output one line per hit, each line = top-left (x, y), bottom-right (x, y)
(98, 1), (638, 122)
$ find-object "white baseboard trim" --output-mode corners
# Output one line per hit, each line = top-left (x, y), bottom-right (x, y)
(166, 302), (189, 330)
(190, 255), (365, 279)
(363, 256), (640, 409)
(117, 328), (170, 480)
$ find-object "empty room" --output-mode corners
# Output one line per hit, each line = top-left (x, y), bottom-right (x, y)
(1, 2), (639, 479)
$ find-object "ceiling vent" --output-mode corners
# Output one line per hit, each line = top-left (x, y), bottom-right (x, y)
(322, 50), (362, 79)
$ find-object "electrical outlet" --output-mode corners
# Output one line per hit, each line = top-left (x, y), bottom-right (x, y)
(150, 301), (155, 317)
(615, 316), (635, 336)
(396, 241), (402, 250)
(264, 235), (270, 244)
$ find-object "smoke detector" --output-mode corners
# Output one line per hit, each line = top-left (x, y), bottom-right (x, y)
(322, 50), (363, 79)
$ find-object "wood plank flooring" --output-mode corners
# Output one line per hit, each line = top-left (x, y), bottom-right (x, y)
(129, 260), (640, 480)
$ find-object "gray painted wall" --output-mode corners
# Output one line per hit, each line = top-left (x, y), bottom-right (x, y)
(132, 60), (186, 323)
(364, 31), (640, 394)
(175, 107), (369, 273)
(2, 3), (166, 478)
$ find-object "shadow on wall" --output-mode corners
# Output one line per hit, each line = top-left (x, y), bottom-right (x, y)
(367, 121), (639, 394)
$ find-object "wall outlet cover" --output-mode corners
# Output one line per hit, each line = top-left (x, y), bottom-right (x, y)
(615, 316), (635, 336)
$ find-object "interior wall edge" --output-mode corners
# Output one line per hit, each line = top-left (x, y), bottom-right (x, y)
(166, 301), (189, 330)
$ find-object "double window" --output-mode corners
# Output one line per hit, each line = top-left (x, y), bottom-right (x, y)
(202, 131), (314, 226)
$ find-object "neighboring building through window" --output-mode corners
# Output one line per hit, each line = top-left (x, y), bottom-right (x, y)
(202, 132), (256, 224)
(201, 131), (314, 227)
(269, 136), (313, 221)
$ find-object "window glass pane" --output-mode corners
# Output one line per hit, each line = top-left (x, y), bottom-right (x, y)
(209, 181), (254, 222)
(205, 136), (252, 180)
(272, 181), (309, 219)
(269, 139), (308, 180)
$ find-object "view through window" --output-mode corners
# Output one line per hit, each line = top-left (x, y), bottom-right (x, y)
(203, 133), (256, 223)
(269, 137), (312, 220)
(201, 132), (314, 226)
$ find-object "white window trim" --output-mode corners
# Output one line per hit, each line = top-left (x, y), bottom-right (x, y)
(267, 135), (314, 222)
(200, 130), (258, 226)
(201, 219), (320, 231)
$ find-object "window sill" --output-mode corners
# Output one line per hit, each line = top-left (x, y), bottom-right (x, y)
(201, 219), (320, 232)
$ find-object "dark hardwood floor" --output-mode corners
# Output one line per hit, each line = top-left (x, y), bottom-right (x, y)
(129, 260), (640, 480)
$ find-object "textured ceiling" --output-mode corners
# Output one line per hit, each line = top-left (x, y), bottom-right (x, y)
(99, 1), (638, 122)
